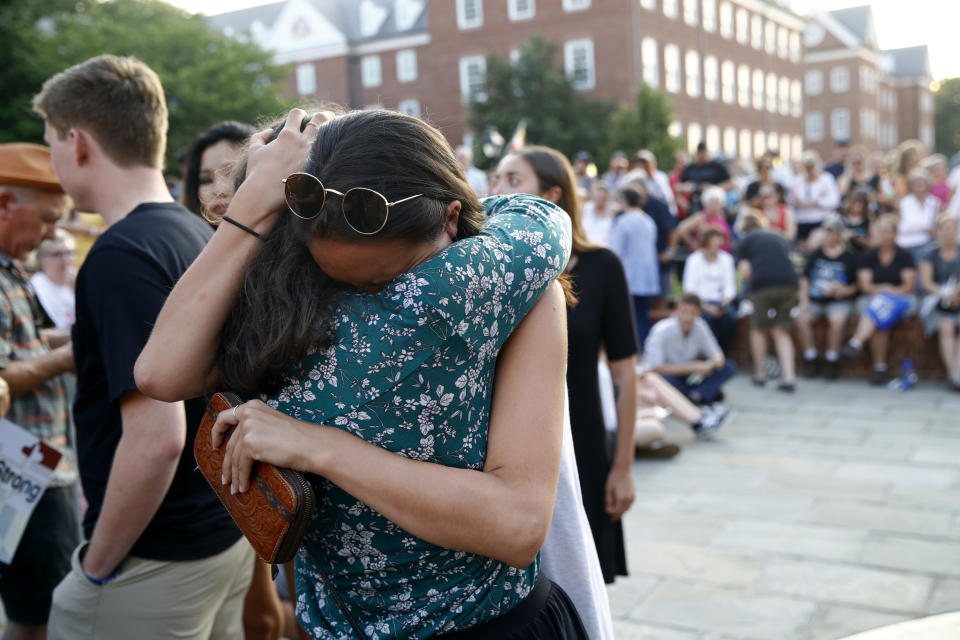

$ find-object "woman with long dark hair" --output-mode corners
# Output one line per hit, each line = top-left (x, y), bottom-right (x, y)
(180, 120), (255, 219)
(137, 109), (586, 639)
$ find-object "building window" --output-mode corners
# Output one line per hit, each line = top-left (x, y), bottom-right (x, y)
(668, 121), (683, 139)
(739, 129), (751, 159)
(398, 99), (421, 118)
(361, 55), (382, 87)
(790, 32), (801, 62)
(706, 125), (720, 153)
(663, 0), (678, 19)
(752, 69), (764, 110)
(508, 0), (535, 21)
(683, 0), (698, 26)
(296, 63), (316, 95)
(860, 108), (870, 139)
(830, 66), (849, 93)
(790, 80), (802, 117)
(737, 64), (750, 107)
(736, 8), (748, 44)
(778, 26), (788, 59)
(753, 130), (766, 157)
(395, 0), (421, 30)
(778, 76), (789, 115)
(792, 135), (803, 161)
(751, 15), (762, 49)
(767, 132), (778, 154)
(642, 38), (659, 87)
(640, 0), (655, 8)
(562, 0), (591, 10)
(723, 126), (737, 156)
(665, 45), (681, 93)
(564, 39), (596, 90)
(686, 50), (700, 97)
(687, 123), (702, 153)
(921, 92), (933, 112)
(766, 73), (777, 112)
(396, 49), (417, 83)
(456, 0), (483, 30)
(764, 21), (776, 54)
(704, 56), (718, 100)
(703, 0), (716, 32)
(459, 55), (486, 102)
(721, 60), (734, 104)
(831, 108), (850, 139)
(805, 70), (822, 96)
(719, 2), (733, 38)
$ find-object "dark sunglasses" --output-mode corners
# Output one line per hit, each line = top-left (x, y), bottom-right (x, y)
(281, 172), (422, 235)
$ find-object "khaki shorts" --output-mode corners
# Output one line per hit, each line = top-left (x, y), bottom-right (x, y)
(48, 536), (253, 640)
(751, 285), (799, 330)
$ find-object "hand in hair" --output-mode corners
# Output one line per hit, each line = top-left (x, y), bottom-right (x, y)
(227, 109), (335, 235)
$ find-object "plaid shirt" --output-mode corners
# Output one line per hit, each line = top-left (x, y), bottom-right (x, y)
(0, 252), (74, 486)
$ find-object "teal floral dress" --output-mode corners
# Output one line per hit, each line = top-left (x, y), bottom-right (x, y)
(261, 194), (572, 639)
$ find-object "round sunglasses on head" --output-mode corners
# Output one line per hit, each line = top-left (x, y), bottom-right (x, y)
(281, 172), (422, 235)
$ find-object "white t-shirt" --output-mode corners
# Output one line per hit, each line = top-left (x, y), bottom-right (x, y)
(682, 250), (737, 304)
(582, 201), (614, 246)
(29, 272), (75, 331)
(789, 172), (841, 225)
(897, 194), (939, 249)
(540, 391), (615, 640)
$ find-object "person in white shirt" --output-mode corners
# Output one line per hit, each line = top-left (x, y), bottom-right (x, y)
(581, 181), (615, 246)
(789, 151), (841, 249)
(454, 145), (489, 198)
(29, 230), (76, 331)
(682, 227), (737, 352)
(897, 169), (939, 264)
(635, 149), (677, 217)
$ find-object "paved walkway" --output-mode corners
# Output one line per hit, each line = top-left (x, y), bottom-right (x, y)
(608, 375), (960, 640)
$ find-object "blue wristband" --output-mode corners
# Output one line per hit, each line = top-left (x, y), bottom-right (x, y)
(84, 566), (120, 586)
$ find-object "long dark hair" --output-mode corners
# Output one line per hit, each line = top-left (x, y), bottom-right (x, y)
(217, 109), (485, 394)
(181, 121), (255, 216)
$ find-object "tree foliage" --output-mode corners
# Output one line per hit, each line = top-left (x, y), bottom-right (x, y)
(602, 84), (683, 172)
(934, 78), (960, 156)
(466, 38), (615, 169)
(0, 0), (290, 172)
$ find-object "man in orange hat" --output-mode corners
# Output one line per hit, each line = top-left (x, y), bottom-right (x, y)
(0, 142), (77, 640)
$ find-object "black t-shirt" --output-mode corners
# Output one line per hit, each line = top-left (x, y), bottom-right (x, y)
(803, 247), (859, 302)
(736, 229), (799, 290)
(859, 247), (916, 287)
(72, 202), (240, 561)
(680, 161), (730, 213)
(744, 180), (786, 203)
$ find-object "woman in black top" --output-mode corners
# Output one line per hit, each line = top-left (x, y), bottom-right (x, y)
(492, 145), (641, 583)
(840, 215), (917, 384)
(919, 215), (960, 389)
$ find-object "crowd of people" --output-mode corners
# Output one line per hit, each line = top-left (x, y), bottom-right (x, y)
(1, 50), (959, 640)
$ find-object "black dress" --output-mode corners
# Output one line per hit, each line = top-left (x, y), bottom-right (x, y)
(566, 248), (638, 583)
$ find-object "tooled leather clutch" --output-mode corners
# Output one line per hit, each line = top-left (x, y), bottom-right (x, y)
(194, 392), (315, 564)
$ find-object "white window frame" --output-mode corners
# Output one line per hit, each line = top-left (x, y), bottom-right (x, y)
(507, 0), (535, 21)
(766, 72), (777, 113)
(921, 92), (933, 113)
(361, 55), (382, 88)
(721, 60), (734, 104)
(663, 0), (678, 19)
(687, 123), (703, 153)
(706, 125), (720, 154)
(767, 132), (778, 155)
(684, 0), (698, 26)
(739, 129), (752, 160)
(640, 0), (656, 9)
(806, 112), (824, 142)
(397, 99), (421, 118)
(295, 63), (316, 95)
(753, 130), (766, 157)
(764, 20), (776, 54)
(459, 55), (487, 103)
(790, 31), (801, 62)
(752, 68), (764, 110)
(703, 0), (717, 32)
(396, 49), (417, 83)
(778, 76), (789, 115)
(562, 0), (591, 11)
(685, 50), (700, 98)
(719, 2), (733, 38)
(790, 79), (802, 117)
(456, 0), (483, 30)
(736, 8), (749, 44)
(751, 15), (763, 49)
(830, 66), (849, 93)
(778, 26), (789, 59)
(723, 126), (737, 156)
(642, 38), (659, 87)
(665, 44), (681, 93)
(564, 38), (596, 91)
(831, 108), (850, 140)
(792, 135), (803, 162)
(737, 64), (750, 107)
(704, 55), (718, 101)
(805, 70), (822, 96)
(668, 121), (683, 139)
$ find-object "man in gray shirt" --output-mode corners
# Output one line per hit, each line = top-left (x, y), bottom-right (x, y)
(644, 294), (736, 406)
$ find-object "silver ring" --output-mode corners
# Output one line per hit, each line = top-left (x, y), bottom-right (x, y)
(232, 406), (240, 421)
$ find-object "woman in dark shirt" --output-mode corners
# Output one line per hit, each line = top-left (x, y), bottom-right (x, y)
(919, 215), (960, 389)
(840, 215), (917, 384)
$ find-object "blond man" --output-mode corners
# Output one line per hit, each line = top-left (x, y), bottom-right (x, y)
(35, 55), (252, 639)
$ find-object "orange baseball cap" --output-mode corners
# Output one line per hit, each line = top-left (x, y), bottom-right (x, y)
(0, 143), (64, 192)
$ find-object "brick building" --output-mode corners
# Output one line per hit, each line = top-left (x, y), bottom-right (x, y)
(210, 0), (809, 163)
(801, 5), (934, 160)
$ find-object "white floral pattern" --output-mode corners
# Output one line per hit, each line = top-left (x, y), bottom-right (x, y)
(263, 194), (572, 639)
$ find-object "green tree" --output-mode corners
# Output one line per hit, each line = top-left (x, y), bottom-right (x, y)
(603, 84), (682, 172)
(466, 37), (614, 169)
(0, 0), (289, 171)
(934, 78), (960, 156)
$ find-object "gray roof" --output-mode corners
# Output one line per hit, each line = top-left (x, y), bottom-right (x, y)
(208, 2), (285, 34)
(885, 46), (932, 78)
(828, 5), (874, 46)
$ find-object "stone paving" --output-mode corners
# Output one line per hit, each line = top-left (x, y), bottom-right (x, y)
(607, 375), (960, 640)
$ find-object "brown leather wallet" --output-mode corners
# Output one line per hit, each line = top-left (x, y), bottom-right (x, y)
(194, 392), (315, 564)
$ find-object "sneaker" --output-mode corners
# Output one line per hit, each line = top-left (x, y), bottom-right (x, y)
(695, 404), (729, 438)
(823, 360), (839, 380)
(839, 343), (863, 360)
(635, 441), (682, 459)
(870, 368), (888, 386)
(802, 358), (819, 378)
